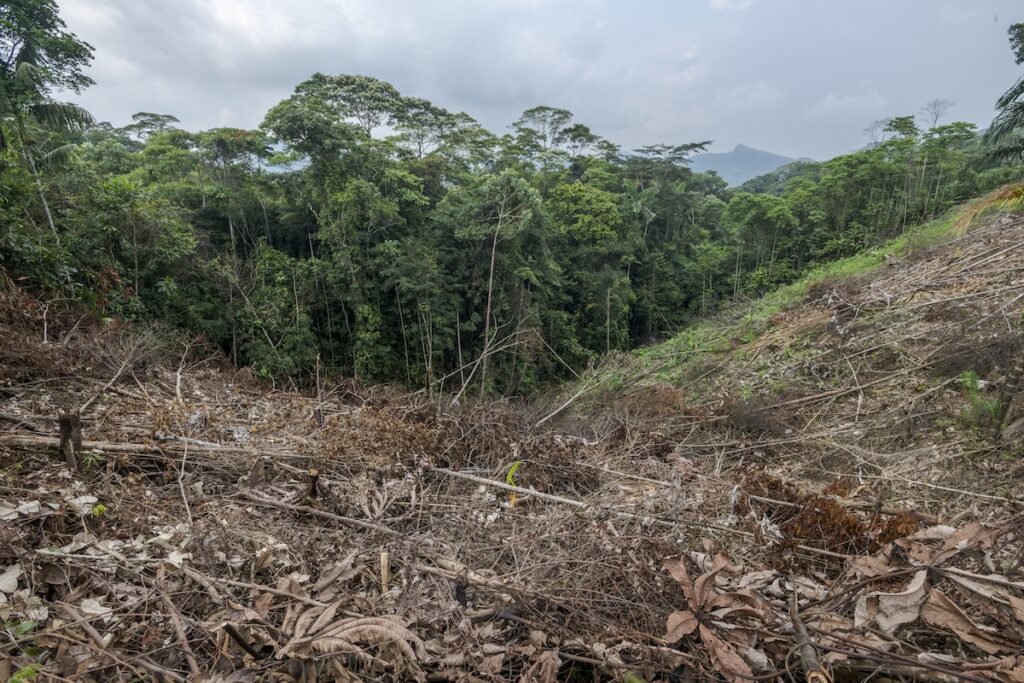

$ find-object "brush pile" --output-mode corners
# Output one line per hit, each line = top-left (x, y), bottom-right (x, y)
(1, 216), (1023, 682)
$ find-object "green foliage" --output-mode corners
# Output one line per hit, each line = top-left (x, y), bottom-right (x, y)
(7, 618), (38, 639)
(81, 451), (103, 470)
(1010, 23), (1024, 65)
(10, 663), (40, 682)
(3, 0), (1024, 394)
(4, 617), (40, 682)
(958, 370), (1003, 432)
(547, 182), (621, 243)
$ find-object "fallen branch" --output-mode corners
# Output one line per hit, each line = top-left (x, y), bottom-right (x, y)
(239, 491), (401, 537)
(0, 432), (251, 457)
(789, 592), (831, 683)
(156, 570), (201, 677)
(57, 604), (187, 683)
(80, 355), (133, 414)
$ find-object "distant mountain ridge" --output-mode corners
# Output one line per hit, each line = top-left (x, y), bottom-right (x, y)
(691, 144), (803, 186)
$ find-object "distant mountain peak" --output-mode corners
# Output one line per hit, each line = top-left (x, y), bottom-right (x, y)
(691, 144), (797, 186)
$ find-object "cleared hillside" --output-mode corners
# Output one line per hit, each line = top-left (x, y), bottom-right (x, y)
(570, 206), (1024, 509)
(1, 206), (1023, 681)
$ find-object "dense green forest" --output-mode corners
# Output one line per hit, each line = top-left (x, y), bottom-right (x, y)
(3, 1), (1024, 393)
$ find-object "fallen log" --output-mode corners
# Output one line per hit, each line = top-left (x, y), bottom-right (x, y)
(0, 432), (251, 457)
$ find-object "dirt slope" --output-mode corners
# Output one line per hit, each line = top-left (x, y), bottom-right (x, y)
(1, 213), (1023, 681)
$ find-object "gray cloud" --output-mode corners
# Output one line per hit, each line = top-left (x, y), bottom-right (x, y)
(58, 0), (1023, 159)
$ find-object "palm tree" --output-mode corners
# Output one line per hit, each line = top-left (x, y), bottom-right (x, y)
(983, 23), (1024, 161)
(1, 0), (94, 238)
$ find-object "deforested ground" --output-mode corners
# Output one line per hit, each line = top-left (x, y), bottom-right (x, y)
(2, 211), (1024, 681)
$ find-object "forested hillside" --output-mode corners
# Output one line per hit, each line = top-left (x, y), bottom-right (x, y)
(5, 2), (1024, 395)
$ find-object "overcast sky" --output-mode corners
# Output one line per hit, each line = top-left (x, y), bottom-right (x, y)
(57, 0), (1023, 160)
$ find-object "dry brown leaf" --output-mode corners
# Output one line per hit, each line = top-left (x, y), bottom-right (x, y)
(931, 522), (998, 565)
(253, 592), (274, 619)
(663, 555), (696, 607)
(694, 555), (737, 608)
(663, 610), (698, 642)
(519, 650), (560, 683)
(739, 645), (771, 672)
(291, 604), (325, 642)
(737, 570), (777, 590)
(480, 652), (505, 675)
(983, 655), (1024, 683)
(906, 525), (957, 541)
(850, 554), (892, 578)
(854, 570), (928, 635)
(308, 600), (344, 637)
(903, 542), (934, 566)
(921, 590), (1018, 655)
(1009, 595), (1024, 623)
(699, 624), (754, 683)
(315, 553), (360, 600)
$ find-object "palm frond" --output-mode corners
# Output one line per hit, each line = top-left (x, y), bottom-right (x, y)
(28, 101), (94, 131)
(37, 141), (80, 168)
(954, 182), (1024, 233)
(985, 99), (1024, 142)
(995, 75), (1024, 110)
(12, 61), (43, 90)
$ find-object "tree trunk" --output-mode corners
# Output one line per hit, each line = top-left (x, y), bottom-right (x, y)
(395, 286), (411, 386)
(132, 218), (140, 296)
(479, 199), (506, 398)
(605, 284), (612, 354)
(15, 112), (60, 246)
(59, 411), (82, 472)
(455, 306), (465, 392)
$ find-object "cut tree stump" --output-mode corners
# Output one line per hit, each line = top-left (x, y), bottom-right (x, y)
(58, 411), (82, 471)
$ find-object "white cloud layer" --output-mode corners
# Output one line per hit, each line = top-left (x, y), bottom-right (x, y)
(801, 91), (888, 120)
(710, 0), (754, 10)
(56, 0), (1022, 159)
